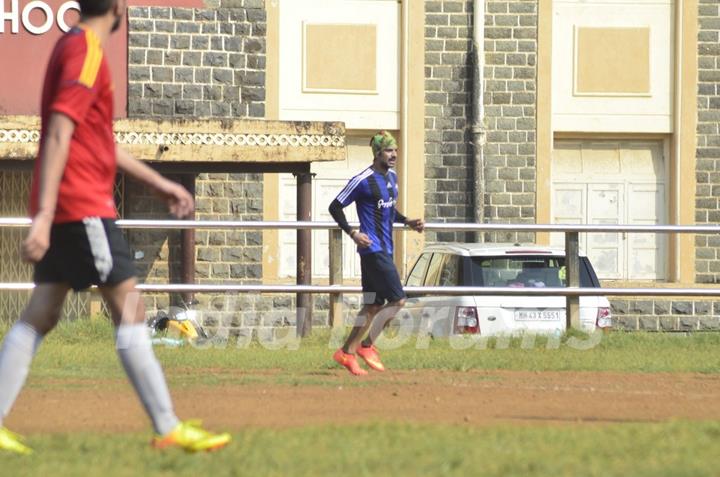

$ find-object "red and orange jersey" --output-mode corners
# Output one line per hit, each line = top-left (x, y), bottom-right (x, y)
(30, 25), (117, 223)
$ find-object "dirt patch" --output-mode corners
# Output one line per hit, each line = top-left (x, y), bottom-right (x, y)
(7, 370), (720, 434)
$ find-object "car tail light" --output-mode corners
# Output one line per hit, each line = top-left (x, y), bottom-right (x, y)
(455, 306), (480, 334)
(596, 307), (612, 328)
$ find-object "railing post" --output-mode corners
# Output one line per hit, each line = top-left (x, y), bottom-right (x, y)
(180, 173), (196, 306)
(295, 171), (313, 337)
(328, 228), (343, 327)
(565, 231), (580, 330)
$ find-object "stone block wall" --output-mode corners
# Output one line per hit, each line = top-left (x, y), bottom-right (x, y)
(696, 1), (720, 284)
(482, 0), (537, 244)
(424, 0), (475, 242)
(127, 5), (265, 118)
(424, 0), (537, 243)
(611, 299), (720, 331)
(194, 174), (263, 283)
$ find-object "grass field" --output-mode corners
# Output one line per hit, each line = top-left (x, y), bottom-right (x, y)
(1, 319), (719, 476)
(19, 319), (720, 379)
(190, 325), (720, 373)
(3, 421), (720, 477)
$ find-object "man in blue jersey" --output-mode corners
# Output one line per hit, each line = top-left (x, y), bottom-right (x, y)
(328, 131), (424, 376)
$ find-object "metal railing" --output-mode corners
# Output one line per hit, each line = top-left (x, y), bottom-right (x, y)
(3, 283), (720, 296)
(2, 218), (720, 330)
(3, 217), (720, 233)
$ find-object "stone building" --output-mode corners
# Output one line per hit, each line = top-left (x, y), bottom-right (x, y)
(0, 0), (719, 333)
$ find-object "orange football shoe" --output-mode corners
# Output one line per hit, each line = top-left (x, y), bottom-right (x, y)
(357, 344), (385, 372)
(333, 349), (368, 376)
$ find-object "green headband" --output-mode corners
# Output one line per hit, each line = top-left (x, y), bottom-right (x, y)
(370, 131), (397, 156)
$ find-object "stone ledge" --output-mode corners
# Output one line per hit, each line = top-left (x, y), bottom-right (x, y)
(0, 116), (345, 164)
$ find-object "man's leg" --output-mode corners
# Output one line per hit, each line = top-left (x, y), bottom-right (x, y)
(357, 252), (407, 365)
(100, 278), (179, 436)
(0, 284), (68, 426)
(101, 278), (231, 452)
(354, 299), (406, 372)
(0, 284), (68, 454)
(343, 304), (380, 354)
(332, 304), (381, 375)
(361, 298), (406, 348)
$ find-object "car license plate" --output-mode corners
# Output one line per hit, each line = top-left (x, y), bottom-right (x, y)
(514, 310), (563, 321)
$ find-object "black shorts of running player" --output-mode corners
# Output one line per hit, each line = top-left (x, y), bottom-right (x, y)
(34, 218), (137, 291)
(360, 252), (406, 306)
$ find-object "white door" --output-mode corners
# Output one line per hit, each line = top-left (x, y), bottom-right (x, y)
(627, 183), (666, 279)
(278, 176), (363, 278)
(551, 140), (666, 280)
(587, 183), (624, 279)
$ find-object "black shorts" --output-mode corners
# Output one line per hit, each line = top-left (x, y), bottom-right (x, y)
(360, 252), (406, 306)
(34, 218), (136, 291)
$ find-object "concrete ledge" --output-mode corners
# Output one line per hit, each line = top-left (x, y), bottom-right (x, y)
(0, 115), (346, 164)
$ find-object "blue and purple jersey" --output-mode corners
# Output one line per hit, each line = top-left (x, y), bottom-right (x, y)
(334, 167), (401, 256)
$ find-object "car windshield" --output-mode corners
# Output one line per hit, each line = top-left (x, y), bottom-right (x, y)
(467, 255), (597, 288)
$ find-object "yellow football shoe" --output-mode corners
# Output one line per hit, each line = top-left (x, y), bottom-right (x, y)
(0, 427), (33, 455)
(151, 420), (231, 453)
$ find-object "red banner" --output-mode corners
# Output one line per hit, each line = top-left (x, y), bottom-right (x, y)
(0, 0), (203, 117)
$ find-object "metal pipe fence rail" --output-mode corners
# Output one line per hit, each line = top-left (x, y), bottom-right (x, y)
(3, 283), (720, 297)
(3, 218), (720, 233)
(2, 218), (720, 332)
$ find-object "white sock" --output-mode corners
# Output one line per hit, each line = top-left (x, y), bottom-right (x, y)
(116, 324), (179, 435)
(0, 322), (43, 427)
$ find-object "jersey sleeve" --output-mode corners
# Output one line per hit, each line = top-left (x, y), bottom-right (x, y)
(334, 175), (363, 207)
(50, 34), (102, 124)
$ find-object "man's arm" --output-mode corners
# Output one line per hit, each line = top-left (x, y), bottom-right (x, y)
(328, 199), (353, 236)
(328, 199), (372, 248)
(394, 207), (425, 233)
(21, 113), (75, 263)
(115, 146), (194, 219)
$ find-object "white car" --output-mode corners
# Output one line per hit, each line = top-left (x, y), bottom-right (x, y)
(402, 243), (612, 337)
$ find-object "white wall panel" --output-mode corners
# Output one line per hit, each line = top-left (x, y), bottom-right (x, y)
(552, 0), (673, 133)
(278, 0), (400, 129)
